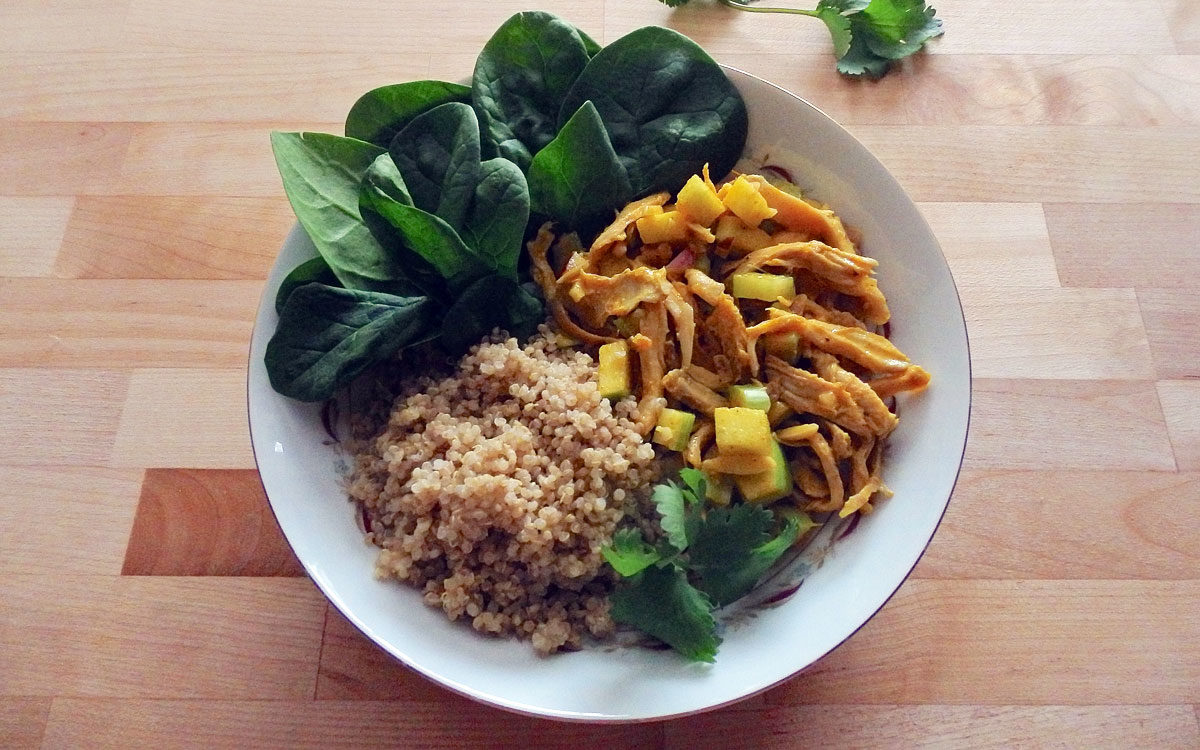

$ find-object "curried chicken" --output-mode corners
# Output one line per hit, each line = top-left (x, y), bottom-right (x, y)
(527, 165), (930, 519)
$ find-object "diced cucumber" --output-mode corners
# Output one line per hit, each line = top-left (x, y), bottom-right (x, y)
(728, 384), (770, 411)
(763, 331), (799, 362)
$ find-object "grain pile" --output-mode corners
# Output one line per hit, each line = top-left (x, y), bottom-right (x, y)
(347, 329), (658, 653)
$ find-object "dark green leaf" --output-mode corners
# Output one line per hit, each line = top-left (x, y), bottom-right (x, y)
(528, 100), (633, 227)
(357, 154), (448, 298)
(345, 80), (471, 148)
(460, 158), (530, 280)
(689, 506), (803, 607)
(602, 527), (662, 577)
(275, 256), (338, 314)
(388, 102), (482, 231)
(577, 27), (603, 57)
(859, 0), (943, 59)
(269, 131), (421, 295)
(610, 564), (719, 663)
(472, 11), (596, 171)
(360, 167), (488, 295)
(437, 273), (544, 353)
(835, 25), (894, 77)
(558, 26), (748, 197)
(264, 283), (434, 402)
(814, 2), (855, 58)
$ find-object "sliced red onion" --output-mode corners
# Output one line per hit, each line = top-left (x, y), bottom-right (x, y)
(761, 164), (795, 184)
(665, 248), (695, 273)
(320, 398), (339, 442)
(762, 580), (804, 605)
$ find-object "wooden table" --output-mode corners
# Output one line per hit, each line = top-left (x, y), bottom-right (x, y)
(2, 1), (1198, 746)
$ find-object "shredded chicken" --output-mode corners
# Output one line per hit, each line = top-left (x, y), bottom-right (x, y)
(529, 167), (929, 519)
(733, 241), (890, 325)
(663, 368), (728, 415)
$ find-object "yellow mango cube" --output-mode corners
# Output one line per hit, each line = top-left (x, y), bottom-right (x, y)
(676, 174), (726, 226)
(635, 210), (689, 243)
(720, 176), (777, 227)
(714, 406), (773, 456)
(597, 340), (631, 399)
(729, 272), (796, 302)
(714, 215), (774, 253)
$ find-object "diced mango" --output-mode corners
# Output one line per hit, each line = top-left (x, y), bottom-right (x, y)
(721, 176), (777, 227)
(701, 452), (774, 475)
(676, 174), (726, 226)
(597, 340), (631, 399)
(714, 406), (773, 456)
(714, 215), (774, 253)
(729, 272), (796, 302)
(728, 384), (771, 411)
(653, 408), (696, 452)
(734, 439), (792, 503)
(635, 210), (689, 243)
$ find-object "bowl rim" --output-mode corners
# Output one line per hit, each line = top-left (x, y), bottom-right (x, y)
(246, 63), (972, 723)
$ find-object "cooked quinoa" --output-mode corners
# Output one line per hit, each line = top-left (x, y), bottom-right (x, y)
(347, 329), (658, 653)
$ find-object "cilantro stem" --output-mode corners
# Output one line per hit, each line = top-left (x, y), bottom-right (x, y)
(716, 0), (820, 17)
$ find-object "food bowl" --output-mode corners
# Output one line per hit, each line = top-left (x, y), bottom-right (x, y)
(247, 66), (971, 722)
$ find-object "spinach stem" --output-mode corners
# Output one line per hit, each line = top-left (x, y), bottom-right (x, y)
(716, 0), (820, 17)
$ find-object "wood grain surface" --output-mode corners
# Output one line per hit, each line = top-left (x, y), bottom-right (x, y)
(1, 1), (1197, 747)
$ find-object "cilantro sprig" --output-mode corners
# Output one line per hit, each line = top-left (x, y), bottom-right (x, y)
(602, 468), (810, 662)
(657, 0), (943, 77)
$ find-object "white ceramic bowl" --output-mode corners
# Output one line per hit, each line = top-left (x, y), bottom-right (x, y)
(248, 67), (971, 722)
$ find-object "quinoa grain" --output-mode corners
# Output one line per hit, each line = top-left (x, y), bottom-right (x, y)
(348, 329), (657, 653)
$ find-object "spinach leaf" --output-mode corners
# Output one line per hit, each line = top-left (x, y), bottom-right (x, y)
(460, 158), (530, 280)
(270, 132), (421, 295)
(558, 26), (748, 196)
(360, 157), (488, 295)
(388, 102), (481, 231)
(528, 100), (632, 227)
(438, 274), (543, 353)
(275, 255), (338, 314)
(472, 11), (595, 171)
(345, 80), (471, 148)
(577, 27), (602, 57)
(264, 283), (434, 402)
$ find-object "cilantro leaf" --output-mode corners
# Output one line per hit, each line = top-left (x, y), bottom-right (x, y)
(685, 0), (942, 78)
(815, 0), (870, 58)
(689, 506), (804, 606)
(678, 467), (707, 502)
(656, 0), (693, 6)
(609, 564), (720, 662)
(602, 527), (662, 577)
(814, 5), (854, 58)
(835, 25), (894, 77)
(859, 0), (943, 59)
(652, 476), (703, 552)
